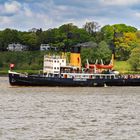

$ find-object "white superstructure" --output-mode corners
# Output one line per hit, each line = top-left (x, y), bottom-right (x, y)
(43, 55), (66, 74)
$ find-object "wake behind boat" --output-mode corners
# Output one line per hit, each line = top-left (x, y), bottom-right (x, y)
(8, 46), (140, 87)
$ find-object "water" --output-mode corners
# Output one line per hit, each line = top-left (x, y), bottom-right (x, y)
(0, 77), (140, 140)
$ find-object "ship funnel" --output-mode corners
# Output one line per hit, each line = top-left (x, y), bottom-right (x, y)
(70, 46), (81, 69)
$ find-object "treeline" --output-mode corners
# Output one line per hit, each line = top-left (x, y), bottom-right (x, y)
(0, 21), (140, 71)
(0, 51), (45, 71)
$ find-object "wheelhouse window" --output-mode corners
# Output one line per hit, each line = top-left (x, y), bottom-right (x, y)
(111, 75), (114, 79)
(96, 76), (100, 79)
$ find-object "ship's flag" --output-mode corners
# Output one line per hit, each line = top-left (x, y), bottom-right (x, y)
(10, 63), (15, 70)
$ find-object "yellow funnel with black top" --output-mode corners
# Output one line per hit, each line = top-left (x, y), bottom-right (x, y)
(70, 46), (81, 69)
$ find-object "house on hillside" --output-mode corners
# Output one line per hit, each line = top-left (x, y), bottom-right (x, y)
(40, 44), (51, 51)
(7, 43), (28, 51)
(40, 44), (58, 51)
(75, 41), (97, 48)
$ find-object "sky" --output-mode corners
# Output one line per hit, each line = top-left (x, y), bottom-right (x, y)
(0, 0), (140, 31)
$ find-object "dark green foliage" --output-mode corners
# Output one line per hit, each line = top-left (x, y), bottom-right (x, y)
(0, 51), (45, 70)
(81, 41), (112, 66)
(128, 47), (140, 71)
(0, 29), (21, 51)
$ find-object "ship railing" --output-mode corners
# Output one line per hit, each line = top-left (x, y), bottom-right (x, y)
(44, 55), (66, 59)
(120, 74), (140, 79)
(61, 72), (118, 79)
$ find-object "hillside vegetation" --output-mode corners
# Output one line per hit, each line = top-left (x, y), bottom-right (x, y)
(0, 21), (140, 73)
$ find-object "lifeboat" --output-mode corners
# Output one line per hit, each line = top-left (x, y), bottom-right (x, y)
(85, 64), (113, 69)
(85, 59), (113, 69)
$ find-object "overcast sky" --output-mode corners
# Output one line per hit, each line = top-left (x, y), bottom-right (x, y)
(0, 0), (140, 31)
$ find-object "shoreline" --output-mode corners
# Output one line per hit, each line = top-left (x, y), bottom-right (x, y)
(0, 74), (8, 77)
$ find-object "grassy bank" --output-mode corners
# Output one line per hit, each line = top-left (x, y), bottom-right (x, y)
(114, 61), (140, 74)
(0, 70), (9, 75)
(114, 61), (131, 74)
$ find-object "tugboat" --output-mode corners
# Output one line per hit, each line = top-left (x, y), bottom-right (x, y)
(8, 46), (140, 87)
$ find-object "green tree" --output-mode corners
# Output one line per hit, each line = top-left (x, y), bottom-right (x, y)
(83, 21), (102, 43)
(21, 33), (38, 50)
(128, 47), (140, 71)
(101, 25), (114, 43)
(83, 21), (100, 35)
(115, 32), (140, 60)
(97, 41), (112, 63)
(0, 28), (20, 51)
(81, 41), (112, 66)
(101, 24), (137, 43)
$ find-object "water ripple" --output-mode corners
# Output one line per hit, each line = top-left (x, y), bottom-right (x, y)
(0, 77), (140, 139)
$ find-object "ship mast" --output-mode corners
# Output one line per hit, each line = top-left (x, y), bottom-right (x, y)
(110, 27), (116, 67)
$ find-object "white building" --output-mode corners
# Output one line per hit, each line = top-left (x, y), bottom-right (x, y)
(7, 43), (28, 51)
(40, 44), (51, 51)
(40, 44), (58, 51)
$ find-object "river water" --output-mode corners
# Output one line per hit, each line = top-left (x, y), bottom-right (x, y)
(0, 77), (140, 140)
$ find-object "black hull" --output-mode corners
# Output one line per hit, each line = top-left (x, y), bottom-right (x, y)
(9, 73), (140, 87)
(9, 73), (104, 87)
